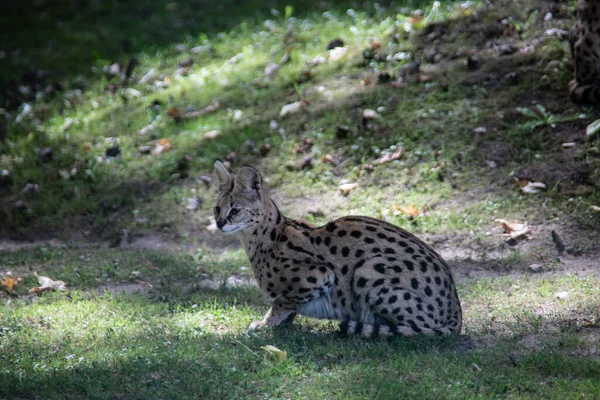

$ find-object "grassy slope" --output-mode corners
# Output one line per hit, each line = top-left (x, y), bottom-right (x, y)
(1, 0), (600, 398)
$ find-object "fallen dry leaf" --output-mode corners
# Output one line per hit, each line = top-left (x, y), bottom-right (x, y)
(338, 183), (359, 196)
(152, 138), (172, 155)
(280, 100), (308, 117)
(392, 204), (420, 217)
(363, 109), (380, 119)
(590, 205), (600, 212)
(494, 219), (532, 239)
(328, 46), (348, 62)
(517, 178), (546, 194)
(203, 130), (221, 140)
(322, 154), (333, 163)
(261, 345), (287, 364)
(166, 107), (182, 120)
(28, 272), (67, 294)
(1, 274), (18, 293)
(378, 147), (404, 164)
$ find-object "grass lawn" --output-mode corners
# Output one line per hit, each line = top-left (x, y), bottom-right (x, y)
(1, 0), (600, 398)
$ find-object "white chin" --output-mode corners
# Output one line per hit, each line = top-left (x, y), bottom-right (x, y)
(221, 226), (243, 234)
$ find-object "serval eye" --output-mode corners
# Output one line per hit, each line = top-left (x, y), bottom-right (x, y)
(214, 206), (220, 215)
(230, 208), (240, 216)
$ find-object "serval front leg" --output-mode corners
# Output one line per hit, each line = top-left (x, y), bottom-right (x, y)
(249, 298), (297, 331)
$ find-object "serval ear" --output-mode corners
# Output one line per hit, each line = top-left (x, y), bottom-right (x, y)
(234, 165), (263, 200)
(214, 160), (234, 193)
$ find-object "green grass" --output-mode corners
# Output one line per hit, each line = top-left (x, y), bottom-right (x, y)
(1, 247), (599, 399)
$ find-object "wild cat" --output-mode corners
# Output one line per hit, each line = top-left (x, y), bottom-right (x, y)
(213, 161), (462, 338)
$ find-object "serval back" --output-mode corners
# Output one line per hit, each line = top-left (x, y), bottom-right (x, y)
(213, 161), (462, 338)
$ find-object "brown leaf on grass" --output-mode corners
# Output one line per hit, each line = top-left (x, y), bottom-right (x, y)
(338, 183), (359, 196)
(378, 147), (404, 164)
(28, 272), (67, 294)
(261, 345), (287, 364)
(516, 178), (546, 194)
(293, 138), (314, 154)
(203, 130), (221, 140)
(185, 100), (221, 119)
(166, 107), (182, 120)
(392, 204), (420, 217)
(152, 138), (172, 155)
(582, 319), (599, 328)
(494, 219), (532, 239)
(590, 205), (600, 212)
(322, 154), (333, 163)
(408, 15), (424, 24)
(280, 100), (309, 117)
(1, 274), (18, 293)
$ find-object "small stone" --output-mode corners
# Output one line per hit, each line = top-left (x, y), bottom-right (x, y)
(528, 264), (543, 273)
(499, 44), (517, 55)
(139, 145), (152, 154)
(363, 109), (380, 119)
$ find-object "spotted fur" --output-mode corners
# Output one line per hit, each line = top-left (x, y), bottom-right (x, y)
(569, 0), (600, 103)
(213, 161), (462, 338)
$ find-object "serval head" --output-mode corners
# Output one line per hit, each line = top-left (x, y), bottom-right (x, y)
(213, 161), (269, 234)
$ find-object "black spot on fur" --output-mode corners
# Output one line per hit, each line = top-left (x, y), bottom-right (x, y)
(341, 265), (349, 275)
(425, 286), (433, 296)
(351, 231), (362, 238)
(411, 278), (419, 289)
(364, 237), (375, 244)
(292, 277), (301, 282)
(388, 295), (398, 304)
(326, 222), (337, 232)
(338, 230), (347, 237)
(377, 233), (387, 239)
(374, 263), (386, 274)
(384, 248), (396, 254)
(307, 277), (317, 284)
(365, 226), (377, 232)
(324, 237), (331, 246)
(404, 260), (415, 271)
(270, 229), (277, 241)
(315, 237), (322, 245)
(373, 278), (385, 287)
(404, 292), (411, 300)
(279, 235), (288, 242)
(355, 249), (365, 257)
(357, 277), (368, 288)
(341, 247), (350, 257)
(391, 277), (400, 284)
(330, 246), (337, 255)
